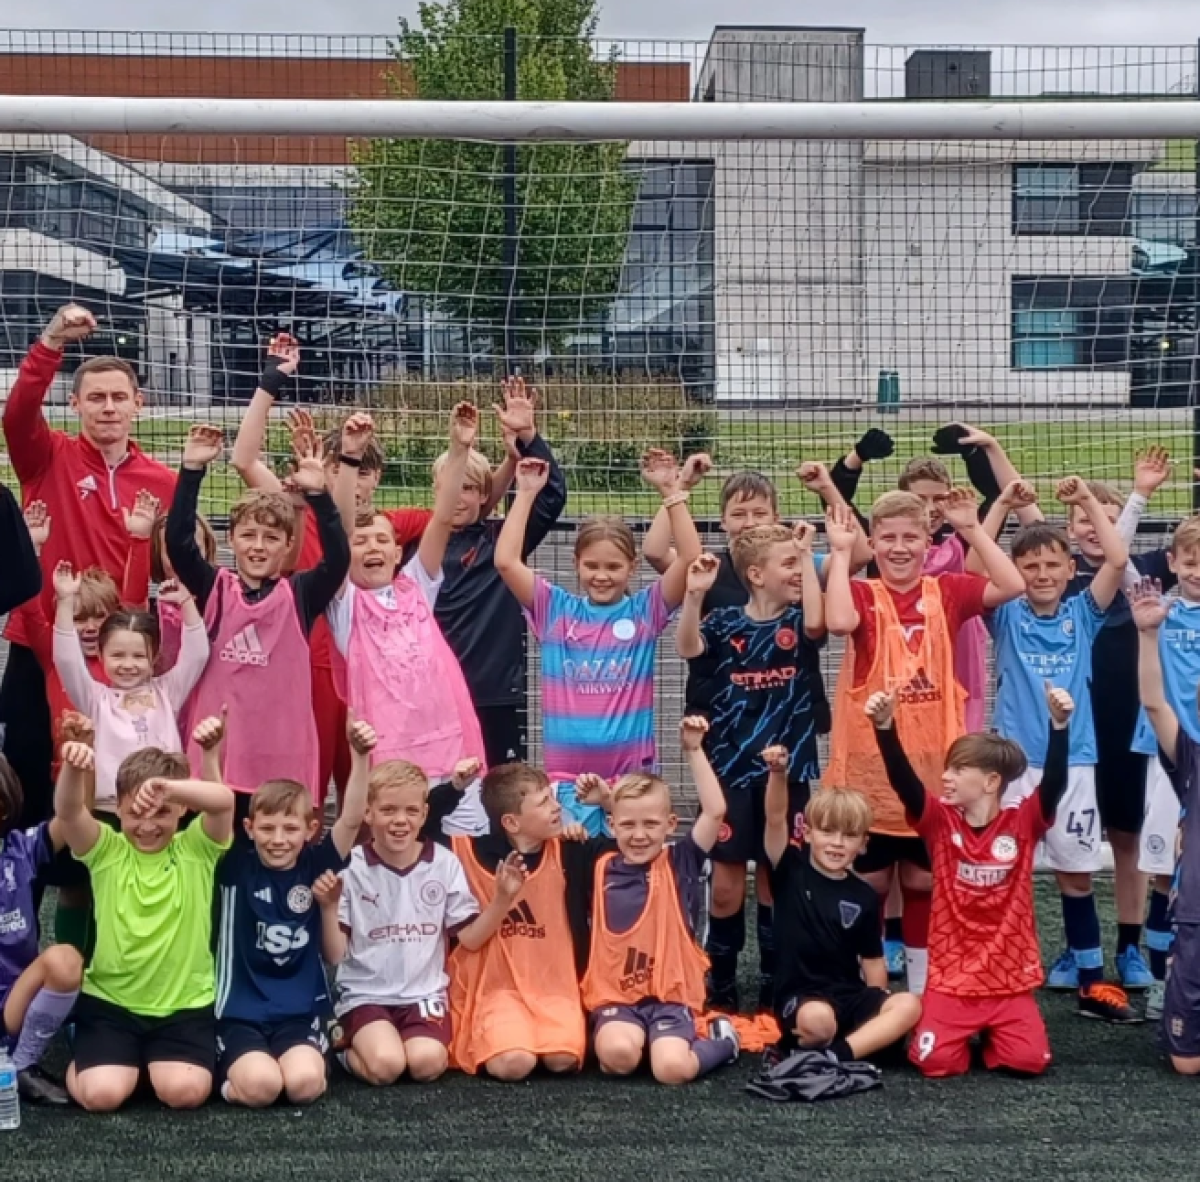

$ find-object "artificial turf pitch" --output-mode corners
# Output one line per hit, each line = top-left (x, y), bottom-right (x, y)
(10, 878), (1192, 1182)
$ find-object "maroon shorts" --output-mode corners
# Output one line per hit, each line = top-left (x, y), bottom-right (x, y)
(339, 1001), (452, 1048)
(591, 1001), (696, 1044)
(909, 989), (1051, 1078)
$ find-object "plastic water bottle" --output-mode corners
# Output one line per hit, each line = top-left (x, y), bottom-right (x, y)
(0, 1047), (19, 1130)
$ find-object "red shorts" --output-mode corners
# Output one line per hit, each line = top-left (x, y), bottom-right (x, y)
(339, 1001), (452, 1048)
(312, 661), (351, 799)
(908, 990), (1051, 1078)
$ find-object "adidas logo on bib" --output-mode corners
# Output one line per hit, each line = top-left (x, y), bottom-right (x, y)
(220, 625), (268, 667)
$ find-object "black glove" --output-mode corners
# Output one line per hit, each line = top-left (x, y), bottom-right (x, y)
(258, 355), (295, 399)
(854, 428), (895, 463)
(931, 424), (971, 456)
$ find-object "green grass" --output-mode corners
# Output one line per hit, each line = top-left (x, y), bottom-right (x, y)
(7, 878), (1192, 1182)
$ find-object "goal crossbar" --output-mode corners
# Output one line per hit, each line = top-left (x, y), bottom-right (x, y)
(2, 96), (1200, 140)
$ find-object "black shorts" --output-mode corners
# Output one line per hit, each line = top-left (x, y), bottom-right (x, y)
(216, 1016), (328, 1077)
(72, 994), (216, 1074)
(712, 780), (810, 865)
(855, 833), (930, 875)
(1162, 924), (1200, 1061)
(778, 985), (890, 1038)
(1096, 747), (1149, 836)
(475, 705), (528, 767)
(0, 643), (53, 829)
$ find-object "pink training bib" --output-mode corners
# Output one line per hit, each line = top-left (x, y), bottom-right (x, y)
(187, 567), (319, 797)
(925, 533), (987, 733)
(345, 574), (485, 780)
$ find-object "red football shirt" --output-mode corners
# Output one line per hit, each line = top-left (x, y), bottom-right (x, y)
(849, 574), (987, 686)
(914, 791), (1050, 998)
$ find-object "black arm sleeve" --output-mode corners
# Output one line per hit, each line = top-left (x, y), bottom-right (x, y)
(830, 457), (870, 532)
(962, 446), (1003, 521)
(286, 491), (350, 635)
(0, 482), (41, 616)
(519, 434), (567, 557)
(165, 466), (217, 610)
(873, 724), (928, 822)
(1036, 725), (1070, 823)
(562, 837), (617, 978)
(420, 783), (462, 847)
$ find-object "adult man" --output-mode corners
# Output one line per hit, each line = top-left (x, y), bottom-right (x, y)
(1, 304), (176, 825)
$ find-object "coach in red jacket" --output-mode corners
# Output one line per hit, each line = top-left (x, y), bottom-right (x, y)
(1, 304), (176, 824)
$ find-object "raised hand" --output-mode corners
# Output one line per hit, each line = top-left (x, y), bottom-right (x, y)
(1045, 682), (1075, 729)
(825, 503), (858, 553)
(952, 423), (998, 450)
(793, 520), (816, 553)
(514, 457), (550, 494)
(131, 778), (169, 818)
(864, 690), (897, 730)
(1054, 476), (1089, 507)
(942, 486), (981, 532)
(561, 821), (589, 843)
(575, 772), (610, 808)
(761, 744), (789, 773)
(52, 561), (81, 601)
(182, 424), (224, 470)
(494, 377), (537, 443)
(285, 408), (318, 458)
(1128, 577), (1169, 632)
(796, 461), (834, 494)
(192, 709), (227, 753)
(313, 870), (343, 910)
(494, 851), (528, 903)
(340, 412), (376, 461)
(156, 579), (193, 607)
(1134, 446), (1172, 498)
(679, 453), (713, 491)
(59, 740), (95, 773)
(266, 332), (300, 375)
(998, 479), (1038, 510)
(42, 304), (97, 350)
(686, 552), (721, 596)
(347, 717), (378, 757)
(288, 429), (327, 494)
(451, 756), (482, 791)
(59, 711), (95, 749)
(24, 501), (51, 551)
(123, 489), (160, 540)
(680, 714), (710, 753)
(640, 448), (681, 495)
(450, 402), (479, 452)
(854, 428), (895, 463)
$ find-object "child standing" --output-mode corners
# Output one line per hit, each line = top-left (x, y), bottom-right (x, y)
(867, 685), (1072, 1078)
(317, 760), (525, 1086)
(214, 713), (376, 1107)
(581, 716), (740, 1085)
(57, 734), (235, 1111)
(675, 525), (826, 1012)
(496, 452), (702, 835)
(325, 405), (486, 783)
(166, 423), (350, 808)
(824, 490), (1024, 993)
(51, 558), (209, 814)
(989, 480), (1136, 1022)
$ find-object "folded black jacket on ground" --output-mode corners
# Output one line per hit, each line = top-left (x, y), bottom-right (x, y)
(745, 1050), (883, 1103)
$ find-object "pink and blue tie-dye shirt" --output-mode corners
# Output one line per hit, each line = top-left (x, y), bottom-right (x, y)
(527, 576), (672, 782)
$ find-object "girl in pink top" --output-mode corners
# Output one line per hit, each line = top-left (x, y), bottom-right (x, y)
(326, 403), (484, 783)
(51, 559), (209, 812)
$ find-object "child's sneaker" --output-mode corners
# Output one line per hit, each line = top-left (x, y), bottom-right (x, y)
(1046, 949), (1079, 990)
(708, 1014), (741, 1060)
(1078, 982), (1142, 1024)
(1146, 979), (1166, 1022)
(884, 940), (905, 980)
(1116, 946), (1155, 990)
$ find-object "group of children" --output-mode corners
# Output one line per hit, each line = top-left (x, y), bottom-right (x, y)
(3, 308), (1200, 1115)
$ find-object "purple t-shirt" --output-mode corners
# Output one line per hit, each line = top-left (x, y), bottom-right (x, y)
(602, 834), (707, 936)
(0, 823), (52, 999)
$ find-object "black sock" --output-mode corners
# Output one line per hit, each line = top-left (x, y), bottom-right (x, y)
(756, 903), (775, 1006)
(1117, 922), (1142, 956)
(706, 911), (745, 1007)
(1147, 890), (1174, 979)
(828, 1037), (855, 1062)
(885, 917), (903, 943)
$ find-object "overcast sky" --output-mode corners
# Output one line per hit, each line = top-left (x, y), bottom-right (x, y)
(1, 1), (1198, 47)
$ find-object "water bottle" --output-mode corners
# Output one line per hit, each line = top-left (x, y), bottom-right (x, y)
(0, 1047), (19, 1130)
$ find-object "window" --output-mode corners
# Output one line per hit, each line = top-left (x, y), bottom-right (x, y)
(1133, 192), (1198, 246)
(1013, 164), (1133, 237)
(1011, 277), (1131, 370)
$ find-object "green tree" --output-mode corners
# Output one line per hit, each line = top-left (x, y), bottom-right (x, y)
(347, 0), (638, 362)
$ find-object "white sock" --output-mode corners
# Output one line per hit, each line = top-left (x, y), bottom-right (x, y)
(220, 1081), (234, 1104)
(904, 946), (928, 995)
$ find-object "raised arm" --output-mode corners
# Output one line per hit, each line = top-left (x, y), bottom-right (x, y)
(866, 691), (928, 821)
(332, 718), (377, 858)
(455, 853), (529, 952)
(1038, 685), (1073, 822)
(676, 553), (720, 659)
(1056, 477), (1129, 610)
(642, 454), (711, 575)
(1131, 579), (1179, 761)
(965, 480), (1041, 574)
(762, 744), (792, 868)
(643, 451), (703, 610)
(192, 712), (227, 786)
(495, 458), (547, 610)
(229, 333), (298, 492)
(132, 775), (235, 847)
(941, 487), (1024, 608)
(823, 504), (862, 636)
(418, 402), (477, 579)
(681, 716), (727, 853)
(166, 425), (225, 608)
(54, 741), (102, 856)
(157, 583), (208, 707)
(50, 562), (99, 716)
(1120, 447), (1172, 587)
(793, 521), (826, 639)
(314, 872), (348, 964)
(332, 412), (375, 535)
(285, 438), (351, 630)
